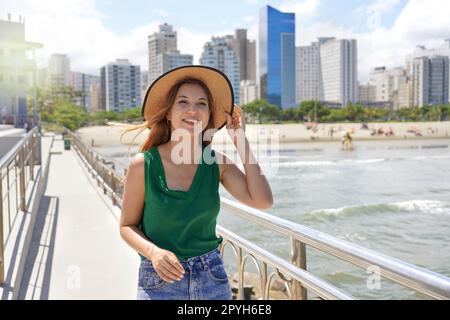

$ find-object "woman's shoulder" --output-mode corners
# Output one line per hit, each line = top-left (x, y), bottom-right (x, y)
(128, 152), (145, 173)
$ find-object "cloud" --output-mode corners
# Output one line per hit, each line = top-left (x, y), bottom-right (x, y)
(300, 0), (450, 82)
(20, 12), (159, 74)
(0, 0), (103, 18)
(1, 0), (240, 74)
(367, 0), (401, 14)
(275, 0), (321, 46)
(279, 0), (321, 20)
(243, 15), (255, 23)
(3, 0), (449, 85)
(153, 9), (171, 17)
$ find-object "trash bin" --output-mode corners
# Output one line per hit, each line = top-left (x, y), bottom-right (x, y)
(64, 138), (71, 150)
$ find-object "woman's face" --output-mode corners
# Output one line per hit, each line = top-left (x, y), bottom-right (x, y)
(167, 83), (211, 135)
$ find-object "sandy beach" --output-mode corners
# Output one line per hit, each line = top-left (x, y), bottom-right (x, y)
(75, 121), (450, 148)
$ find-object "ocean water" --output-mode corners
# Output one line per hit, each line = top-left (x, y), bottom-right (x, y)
(94, 139), (450, 299)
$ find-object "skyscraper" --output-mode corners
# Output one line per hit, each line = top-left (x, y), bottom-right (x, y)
(70, 72), (100, 112)
(319, 38), (358, 107)
(412, 56), (449, 107)
(100, 59), (141, 112)
(48, 54), (71, 93)
(296, 41), (322, 103)
(90, 82), (101, 113)
(148, 23), (177, 85)
(155, 50), (193, 79)
(200, 36), (240, 104)
(406, 40), (450, 74)
(259, 5), (296, 109)
(230, 29), (256, 82)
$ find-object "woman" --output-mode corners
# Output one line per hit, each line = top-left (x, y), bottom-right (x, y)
(119, 66), (273, 300)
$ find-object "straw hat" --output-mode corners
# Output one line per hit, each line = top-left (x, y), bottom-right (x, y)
(141, 65), (234, 130)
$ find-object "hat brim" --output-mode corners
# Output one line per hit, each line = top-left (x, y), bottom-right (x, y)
(141, 65), (234, 131)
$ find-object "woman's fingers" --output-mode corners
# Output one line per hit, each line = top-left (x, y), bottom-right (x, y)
(164, 256), (185, 277)
(158, 263), (184, 282)
(168, 257), (185, 276)
(157, 267), (178, 283)
(161, 264), (183, 282)
(233, 104), (243, 116)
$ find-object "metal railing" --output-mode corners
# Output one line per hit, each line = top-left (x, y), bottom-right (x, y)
(219, 199), (450, 300)
(0, 127), (41, 284)
(67, 131), (124, 207)
(67, 129), (450, 300)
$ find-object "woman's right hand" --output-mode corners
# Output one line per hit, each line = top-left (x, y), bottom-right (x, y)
(149, 247), (185, 283)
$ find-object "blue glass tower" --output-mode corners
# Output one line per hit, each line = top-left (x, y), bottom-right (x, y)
(259, 5), (296, 109)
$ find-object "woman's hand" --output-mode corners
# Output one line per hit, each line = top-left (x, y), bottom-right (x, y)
(225, 104), (246, 143)
(149, 247), (185, 283)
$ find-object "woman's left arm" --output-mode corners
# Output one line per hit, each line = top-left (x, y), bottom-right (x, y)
(218, 105), (273, 210)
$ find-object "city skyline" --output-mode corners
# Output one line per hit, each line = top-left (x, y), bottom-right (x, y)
(1, 0), (449, 82)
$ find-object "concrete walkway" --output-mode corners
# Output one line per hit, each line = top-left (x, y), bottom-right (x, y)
(19, 134), (140, 299)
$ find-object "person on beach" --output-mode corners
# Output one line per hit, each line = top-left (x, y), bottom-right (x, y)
(342, 129), (353, 151)
(119, 66), (273, 300)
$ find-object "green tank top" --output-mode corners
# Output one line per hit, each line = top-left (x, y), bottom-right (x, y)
(139, 144), (223, 261)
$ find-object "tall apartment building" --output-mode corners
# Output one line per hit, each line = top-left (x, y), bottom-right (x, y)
(48, 54), (71, 93)
(71, 72), (99, 112)
(148, 23), (180, 85)
(147, 23), (193, 86)
(240, 80), (259, 105)
(100, 59), (141, 112)
(230, 29), (256, 82)
(154, 50), (193, 79)
(200, 36), (240, 104)
(319, 38), (358, 107)
(358, 84), (376, 103)
(406, 40), (450, 74)
(259, 5), (296, 109)
(90, 82), (101, 113)
(365, 66), (411, 109)
(296, 41), (322, 103)
(412, 56), (449, 107)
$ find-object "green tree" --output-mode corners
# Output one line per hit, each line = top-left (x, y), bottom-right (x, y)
(242, 99), (281, 123)
(297, 100), (330, 122)
(50, 100), (89, 130)
(89, 110), (120, 125)
(343, 103), (364, 122)
(439, 104), (450, 121)
(322, 108), (346, 122)
(428, 105), (442, 121)
(280, 108), (302, 122)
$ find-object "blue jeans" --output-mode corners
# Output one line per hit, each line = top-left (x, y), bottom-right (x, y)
(137, 247), (233, 300)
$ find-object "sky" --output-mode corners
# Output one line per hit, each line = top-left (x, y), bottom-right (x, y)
(1, 0), (449, 83)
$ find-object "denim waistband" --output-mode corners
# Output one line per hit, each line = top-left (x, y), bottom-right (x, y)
(141, 247), (221, 267)
(180, 247), (221, 265)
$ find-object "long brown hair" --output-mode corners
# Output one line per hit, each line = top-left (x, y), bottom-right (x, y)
(120, 77), (216, 152)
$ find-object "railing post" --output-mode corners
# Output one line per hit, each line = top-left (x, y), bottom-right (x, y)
(29, 134), (35, 181)
(291, 238), (307, 300)
(0, 175), (4, 284)
(111, 173), (116, 205)
(237, 247), (245, 300)
(19, 148), (26, 212)
(261, 262), (268, 300)
(36, 129), (42, 166)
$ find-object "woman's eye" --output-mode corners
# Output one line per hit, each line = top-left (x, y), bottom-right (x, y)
(179, 100), (187, 104)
